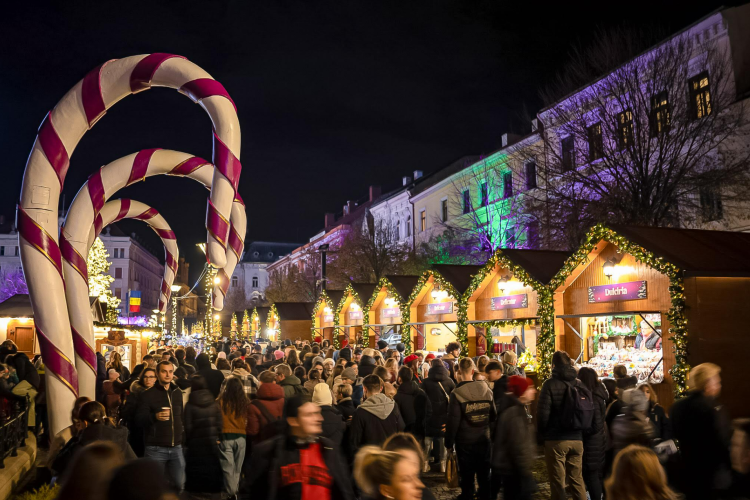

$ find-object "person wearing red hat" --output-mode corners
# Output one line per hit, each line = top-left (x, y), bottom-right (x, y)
(492, 375), (537, 500)
(403, 354), (422, 385)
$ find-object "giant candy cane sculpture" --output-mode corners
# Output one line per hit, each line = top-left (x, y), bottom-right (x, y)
(19, 55), (242, 435)
(61, 150), (246, 398)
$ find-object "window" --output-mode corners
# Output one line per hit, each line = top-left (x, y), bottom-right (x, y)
(406, 216), (411, 237)
(689, 72), (711, 119)
(700, 186), (723, 221)
(504, 227), (516, 248)
(441, 199), (448, 222)
(479, 182), (489, 207)
(420, 210), (426, 232)
(650, 90), (671, 137)
(114, 268), (122, 279)
(561, 136), (575, 172)
(114, 287), (121, 300)
(396, 220), (401, 239)
(525, 160), (537, 190)
(112, 248), (118, 258)
(616, 110), (634, 150)
(14, 247), (18, 256)
(231, 276), (238, 287)
(503, 172), (513, 199)
(252, 276), (259, 288)
(0, 247), (4, 256)
(462, 190), (471, 214)
(587, 122), (603, 161)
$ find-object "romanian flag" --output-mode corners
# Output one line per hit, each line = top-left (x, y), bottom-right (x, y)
(129, 290), (141, 313)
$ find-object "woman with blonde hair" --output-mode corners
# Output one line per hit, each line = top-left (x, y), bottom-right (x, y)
(385, 358), (399, 384)
(605, 445), (677, 500)
(106, 351), (130, 381)
(638, 383), (672, 443)
(354, 446), (425, 500)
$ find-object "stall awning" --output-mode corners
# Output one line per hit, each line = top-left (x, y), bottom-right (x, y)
(556, 311), (662, 319)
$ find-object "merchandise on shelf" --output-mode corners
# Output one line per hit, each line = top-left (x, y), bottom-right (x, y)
(585, 342), (664, 384)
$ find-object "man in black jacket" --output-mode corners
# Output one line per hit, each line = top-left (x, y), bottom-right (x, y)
(350, 374), (405, 450)
(196, 352), (225, 398)
(537, 351), (587, 500)
(445, 357), (495, 500)
(135, 361), (186, 492)
(246, 394), (354, 500)
(393, 366), (432, 442)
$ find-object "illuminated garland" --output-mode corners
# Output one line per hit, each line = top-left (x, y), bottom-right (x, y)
(404, 270), (462, 356)
(248, 308), (259, 339)
(362, 277), (407, 346)
(548, 224), (689, 397)
(311, 290), (334, 345)
(333, 283), (364, 349)
(461, 250), (554, 380)
(266, 304), (280, 342)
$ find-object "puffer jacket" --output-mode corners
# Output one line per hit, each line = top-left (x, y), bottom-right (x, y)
(445, 380), (496, 448)
(582, 382), (608, 470)
(183, 388), (223, 493)
(134, 382), (185, 447)
(421, 364), (455, 437)
(537, 364), (586, 442)
(610, 406), (654, 455)
(491, 395), (534, 474)
(393, 380), (432, 438)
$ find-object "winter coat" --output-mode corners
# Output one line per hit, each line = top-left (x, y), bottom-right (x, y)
(336, 398), (355, 421)
(491, 395), (534, 474)
(610, 407), (654, 455)
(582, 382), (608, 470)
(394, 380), (432, 438)
(134, 382), (185, 447)
(445, 380), (496, 448)
(422, 365), (455, 437)
(537, 364), (587, 442)
(442, 354), (458, 381)
(647, 401), (672, 442)
(120, 380), (148, 456)
(358, 355), (376, 378)
(304, 379), (327, 394)
(246, 382), (285, 442)
(79, 424), (136, 461)
(183, 388), (223, 492)
(220, 368), (259, 399)
(246, 435), (354, 500)
(350, 392), (405, 450)
(197, 367), (225, 399)
(320, 405), (346, 446)
(279, 375), (306, 399)
(11, 353), (40, 389)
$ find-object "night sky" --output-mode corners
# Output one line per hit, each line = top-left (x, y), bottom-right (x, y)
(0, 0), (730, 281)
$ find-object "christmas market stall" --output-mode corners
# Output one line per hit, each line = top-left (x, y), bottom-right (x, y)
(550, 224), (750, 416)
(266, 302), (314, 343)
(464, 249), (569, 371)
(311, 289), (345, 345)
(404, 265), (482, 356)
(363, 275), (420, 349)
(334, 283), (376, 348)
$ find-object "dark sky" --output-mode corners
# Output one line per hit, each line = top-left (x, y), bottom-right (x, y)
(0, 0), (730, 281)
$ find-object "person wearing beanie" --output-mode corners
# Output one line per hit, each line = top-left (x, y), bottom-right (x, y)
(342, 366), (364, 407)
(492, 375), (537, 500)
(313, 384), (346, 446)
(377, 339), (389, 354)
(610, 388), (654, 456)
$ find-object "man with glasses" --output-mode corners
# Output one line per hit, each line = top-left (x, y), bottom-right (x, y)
(135, 360), (186, 492)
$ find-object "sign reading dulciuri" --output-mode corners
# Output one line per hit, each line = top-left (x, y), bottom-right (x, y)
(491, 294), (528, 310)
(427, 302), (454, 315)
(588, 280), (647, 303)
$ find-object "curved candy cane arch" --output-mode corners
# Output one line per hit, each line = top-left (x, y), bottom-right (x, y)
(19, 55), (242, 435)
(62, 150), (246, 397)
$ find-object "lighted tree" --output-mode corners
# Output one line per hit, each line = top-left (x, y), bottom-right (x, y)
(230, 312), (239, 339)
(87, 237), (120, 323)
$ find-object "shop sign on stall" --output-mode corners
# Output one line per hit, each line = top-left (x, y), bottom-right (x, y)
(381, 307), (401, 318)
(323, 314), (334, 323)
(348, 310), (363, 320)
(427, 302), (453, 315)
(490, 294), (528, 310)
(588, 280), (647, 303)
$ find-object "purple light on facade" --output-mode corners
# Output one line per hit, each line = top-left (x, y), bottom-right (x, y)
(118, 315), (150, 327)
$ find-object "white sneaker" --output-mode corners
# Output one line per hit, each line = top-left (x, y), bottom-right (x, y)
(423, 460), (431, 473)
(439, 459), (446, 473)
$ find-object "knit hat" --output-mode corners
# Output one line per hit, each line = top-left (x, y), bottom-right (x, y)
(377, 340), (388, 350)
(507, 375), (534, 399)
(396, 343), (405, 353)
(425, 353), (435, 360)
(217, 351), (227, 359)
(274, 350), (284, 360)
(342, 367), (357, 381)
(404, 354), (419, 365)
(312, 384), (333, 406)
(341, 339), (349, 348)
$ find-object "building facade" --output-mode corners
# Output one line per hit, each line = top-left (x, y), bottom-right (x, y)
(229, 241), (301, 305)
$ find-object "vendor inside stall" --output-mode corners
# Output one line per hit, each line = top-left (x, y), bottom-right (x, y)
(363, 275), (419, 349)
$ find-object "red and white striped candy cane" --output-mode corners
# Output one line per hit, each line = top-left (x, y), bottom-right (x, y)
(61, 149), (246, 398)
(19, 55), (242, 435)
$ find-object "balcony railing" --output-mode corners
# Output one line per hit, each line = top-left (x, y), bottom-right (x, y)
(0, 397), (29, 468)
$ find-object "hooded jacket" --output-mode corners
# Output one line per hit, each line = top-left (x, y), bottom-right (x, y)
(582, 381), (609, 470)
(350, 392), (405, 450)
(491, 394), (534, 474)
(421, 364), (455, 437)
(445, 380), (496, 448)
(183, 389), (223, 493)
(611, 405), (654, 455)
(394, 380), (432, 438)
(537, 364), (586, 442)
(279, 375), (306, 399)
(134, 381), (185, 447)
(246, 382), (285, 441)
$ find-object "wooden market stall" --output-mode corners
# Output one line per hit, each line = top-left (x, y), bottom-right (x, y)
(336, 283), (376, 347)
(254, 306), (270, 341)
(311, 290), (345, 344)
(551, 224), (750, 416)
(363, 275), (420, 349)
(465, 249), (569, 369)
(404, 265), (481, 355)
(267, 302), (314, 343)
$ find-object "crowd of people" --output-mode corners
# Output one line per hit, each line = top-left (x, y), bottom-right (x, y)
(3, 336), (750, 500)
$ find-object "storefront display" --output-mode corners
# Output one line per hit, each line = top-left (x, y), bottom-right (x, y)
(363, 275), (419, 349)
(335, 283), (376, 347)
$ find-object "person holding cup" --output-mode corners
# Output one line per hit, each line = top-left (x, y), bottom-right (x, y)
(135, 360), (186, 493)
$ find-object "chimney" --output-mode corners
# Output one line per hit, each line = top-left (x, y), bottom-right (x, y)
(344, 201), (356, 215)
(369, 185), (381, 201)
(413, 170), (423, 180)
(324, 213), (336, 228)
(502, 133), (522, 148)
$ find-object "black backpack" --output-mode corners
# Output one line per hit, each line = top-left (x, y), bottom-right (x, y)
(561, 381), (594, 431)
(252, 400), (285, 442)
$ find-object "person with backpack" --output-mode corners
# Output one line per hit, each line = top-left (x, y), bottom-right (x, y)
(246, 371), (285, 444)
(350, 374), (405, 450)
(537, 351), (592, 500)
(275, 363), (306, 398)
(445, 357), (496, 500)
